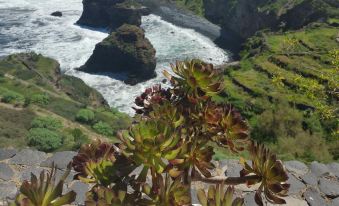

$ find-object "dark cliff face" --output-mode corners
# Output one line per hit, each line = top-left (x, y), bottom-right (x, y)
(77, 0), (150, 30)
(80, 24), (156, 85)
(203, 0), (339, 39)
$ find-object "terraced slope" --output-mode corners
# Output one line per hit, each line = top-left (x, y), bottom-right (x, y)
(218, 25), (338, 162)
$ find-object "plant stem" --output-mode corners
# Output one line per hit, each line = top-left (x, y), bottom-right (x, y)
(192, 174), (261, 185)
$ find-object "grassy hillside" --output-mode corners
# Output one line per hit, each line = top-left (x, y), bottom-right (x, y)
(215, 24), (338, 163)
(0, 53), (131, 151)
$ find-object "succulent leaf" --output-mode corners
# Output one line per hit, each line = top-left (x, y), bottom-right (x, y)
(133, 84), (172, 115)
(197, 184), (244, 206)
(72, 139), (136, 186)
(119, 119), (183, 175)
(165, 59), (224, 100)
(204, 104), (249, 152)
(12, 166), (76, 206)
(240, 142), (290, 205)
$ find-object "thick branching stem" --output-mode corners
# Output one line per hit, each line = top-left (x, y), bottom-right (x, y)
(192, 174), (261, 185)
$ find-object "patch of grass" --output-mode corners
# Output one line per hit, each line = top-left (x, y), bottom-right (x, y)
(0, 107), (36, 148)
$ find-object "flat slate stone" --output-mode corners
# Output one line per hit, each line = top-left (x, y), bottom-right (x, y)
(55, 169), (76, 183)
(301, 172), (318, 186)
(285, 161), (309, 177)
(0, 182), (17, 199)
(287, 173), (306, 195)
(19, 167), (45, 181)
(330, 197), (339, 206)
(327, 163), (339, 179)
(244, 192), (256, 206)
(68, 181), (89, 205)
(304, 187), (327, 206)
(0, 163), (14, 181)
(310, 161), (331, 177)
(319, 177), (339, 198)
(0, 148), (16, 161)
(9, 149), (47, 166)
(219, 159), (243, 177)
(40, 151), (77, 169)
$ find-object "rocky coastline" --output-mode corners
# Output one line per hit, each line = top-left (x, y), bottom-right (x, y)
(1, 148), (338, 205)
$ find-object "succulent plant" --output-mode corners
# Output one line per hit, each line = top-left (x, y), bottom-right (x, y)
(170, 143), (215, 178)
(141, 175), (191, 206)
(197, 184), (244, 206)
(133, 84), (172, 115)
(204, 104), (249, 152)
(85, 186), (134, 206)
(164, 59), (224, 101)
(119, 119), (182, 174)
(72, 139), (135, 186)
(12, 166), (76, 206)
(240, 142), (290, 205)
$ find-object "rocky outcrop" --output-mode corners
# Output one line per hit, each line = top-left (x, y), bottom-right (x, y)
(50, 11), (62, 17)
(77, 0), (150, 30)
(203, 0), (339, 39)
(1, 148), (339, 205)
(80, 24), (156, 85)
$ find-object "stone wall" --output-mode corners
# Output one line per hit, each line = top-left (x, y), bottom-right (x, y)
(0, 148), (338, 205)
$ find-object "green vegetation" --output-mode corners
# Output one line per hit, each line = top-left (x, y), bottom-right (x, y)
(1, 90), (25, 105)
(219, 25), (338, 163)
(27, 128), (63, 152)
(174, 0), (205, 16)
(29, 93), (50, 105)
(31, 116), (63, 131)
(92, 121), (113, 137)
(0, 53), (131, 151)
(76, 109), (95, 123)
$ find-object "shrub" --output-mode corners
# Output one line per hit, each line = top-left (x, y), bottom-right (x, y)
(27, 128), (62, 152)
(31, 116), (62, 131)
(75, 109), (95, 123)
(30, 93), (50, 105)
(272, 132), (333, 163)
(1, 90), (25, 104)
(71, 128), (90, 149)
(92, 121), (113, 136)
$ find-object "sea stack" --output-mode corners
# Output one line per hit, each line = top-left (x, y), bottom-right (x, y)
(80, 24), (156, 85)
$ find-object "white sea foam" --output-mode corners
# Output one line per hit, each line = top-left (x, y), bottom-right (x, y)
(0, 0), (229, 115)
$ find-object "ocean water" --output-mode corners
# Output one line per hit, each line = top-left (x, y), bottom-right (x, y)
(0, 0), (229, 115)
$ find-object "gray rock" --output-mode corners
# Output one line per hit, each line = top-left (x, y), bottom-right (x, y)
(9, 149), (47, 166)
(330, 197), (339, 206)
(301, 172), (318, 186)
(0, 182), (17, 199)
(68, 181), (89, 205)
(287, 173), (306, 195)
(304, 187), (327, 206)
(244, 192), (256, 206)
(19, 167), (45, 181)
(327, 163), (339, 179)
(219, 159), (243, 177)
(0, 163), (14, 181)
(40, 151), (77, 169)
(55, 169), (76, 183)
(319, 177), (339, 198)
(191, 188), (199, 204)
(285, 160), (309, 177)
(0, 148), (16, 161)
(310, 161), (331, 177)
